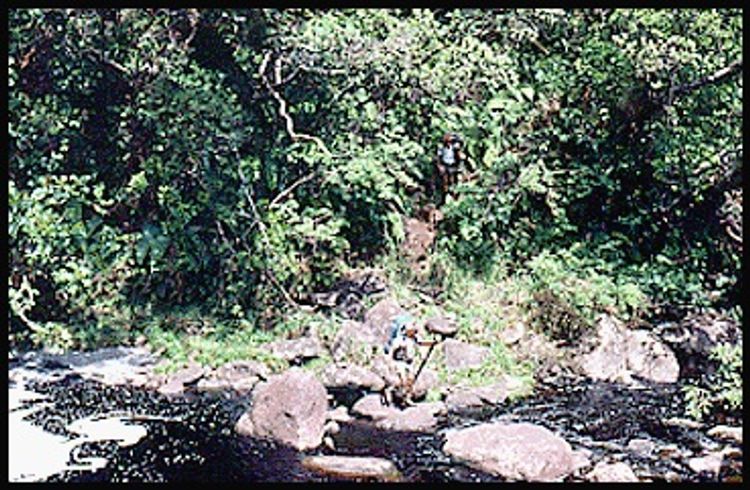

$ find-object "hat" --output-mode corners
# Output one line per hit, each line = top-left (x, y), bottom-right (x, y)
(392, 314), (414, 328)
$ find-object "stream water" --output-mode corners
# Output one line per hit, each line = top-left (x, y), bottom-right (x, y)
(8, 362), (742, 482)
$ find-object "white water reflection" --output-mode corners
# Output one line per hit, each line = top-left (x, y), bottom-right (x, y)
(8, 386), (174, 481)
(9, 386), (79, 482)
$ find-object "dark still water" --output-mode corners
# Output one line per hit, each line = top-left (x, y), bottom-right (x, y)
(10, 372), (742, 482)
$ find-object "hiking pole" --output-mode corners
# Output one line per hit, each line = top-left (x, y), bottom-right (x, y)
(411, 338), (439, 386)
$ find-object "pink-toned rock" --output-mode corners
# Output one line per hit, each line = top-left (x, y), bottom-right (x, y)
(411, 367), (439, 400)
(626, 330), (680, 383)
(586, 461), (639, 482)
(443, 422), (574, 481)
(626, 438), (656, 456)
(321, 364), (385, 392)
(302, 455), (401, 481)
(331, 320), (380, 363)
(197, 360), (269, 394)
(215, 360), (270, 380)
(578, 315), (679, 384)
(445, 382), (509, 410)
(351, 394), (400, 420)
(156, 363), (205, 396)
(707, 425), (743, 445)
(570, 448), (592, 473)
(363, 298), (409, 344)
(472, 382), (509, 404)
(578, 316), (630, 382)
(235, 368), (328, 450)
(172, 363), (205, 384)
(369, 353), (400, 387)
(499, 321), (526, 345)
(157, 379), (186, 396)
(442, 339), (490, 370)
(327, 406), (353, 424)
(445, 389), (484, 409)
(688, 452), (723, 476)
(350, 395), (445, 432)
(266, 336), (324, 363)
(378, 402), (445, 432)
(425, 316), (458, 337)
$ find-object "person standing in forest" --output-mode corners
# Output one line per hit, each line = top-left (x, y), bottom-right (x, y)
(435, 133), (465, 201)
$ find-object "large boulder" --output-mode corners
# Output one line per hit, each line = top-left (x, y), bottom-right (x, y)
(625, 329), (681, 383)
(235, 368), (328, 450)
(577, 315), (679, 384)
(442, 339), (490, 370)
(443, 422), (574, 481)
(577, 316), (630, 382)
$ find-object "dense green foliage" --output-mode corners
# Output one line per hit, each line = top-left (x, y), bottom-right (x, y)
(684, 341), (743, 420)
(9, 7), (742, 373)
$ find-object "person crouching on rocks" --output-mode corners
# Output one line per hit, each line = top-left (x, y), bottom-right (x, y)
(382, 314), (436, 407)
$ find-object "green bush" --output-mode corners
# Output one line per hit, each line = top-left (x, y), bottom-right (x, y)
(517, 246), (648, 340)
(684, 342), (743, 420)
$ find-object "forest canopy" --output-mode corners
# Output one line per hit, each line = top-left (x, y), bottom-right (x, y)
(8, 9), (742, 356)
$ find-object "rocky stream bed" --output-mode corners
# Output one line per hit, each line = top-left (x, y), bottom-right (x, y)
(8, 346), (742, 483)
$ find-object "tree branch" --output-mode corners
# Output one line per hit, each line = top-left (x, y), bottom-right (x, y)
(667, 59), (743, 101)
(235, 149), (300, 307)
(268, 171), (317, 209)
(259, 52), (333, 158)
